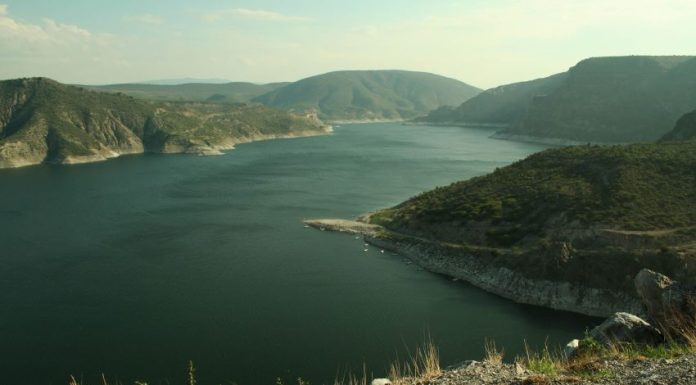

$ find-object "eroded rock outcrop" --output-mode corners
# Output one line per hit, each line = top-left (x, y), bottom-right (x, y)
(635, 268), (696, 336)
(589, 312), (663, 345)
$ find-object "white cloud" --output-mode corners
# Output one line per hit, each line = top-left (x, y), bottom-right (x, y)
(203, 8), (311, 22)
(0, 7), (93, 45)
(0, 5), (125, 82)
(125, 13), (164, 25)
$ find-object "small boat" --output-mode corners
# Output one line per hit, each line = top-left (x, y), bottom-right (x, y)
(363, 248), (368, 252)
(380, 250), (385, 253)
(303, 225), (310, 228)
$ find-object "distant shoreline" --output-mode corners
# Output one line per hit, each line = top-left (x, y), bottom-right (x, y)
(0, 128), (333, 170)
(327, 118), (406, 124)
(489, 132), (626, 146)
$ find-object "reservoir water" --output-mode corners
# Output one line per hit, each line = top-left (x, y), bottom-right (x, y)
(0, 123), (597, 385)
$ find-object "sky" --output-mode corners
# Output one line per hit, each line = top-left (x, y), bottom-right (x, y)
(1, 0), (695, 88)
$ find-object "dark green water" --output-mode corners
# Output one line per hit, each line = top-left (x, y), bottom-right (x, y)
(0, 123), (597, 385)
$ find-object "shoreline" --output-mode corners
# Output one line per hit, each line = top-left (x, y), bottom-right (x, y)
(327, 118), (406, 124)
(303, 218), (642, 318)
(489, 132), (626, 147)
(404, 121), (510, 129)
(0, 127), (332, 170)
(406, 121), (629, 147)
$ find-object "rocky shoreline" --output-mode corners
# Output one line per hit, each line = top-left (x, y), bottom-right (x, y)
(303, 218), (642, 317)
(307, 218), (696, 385)
(0, 128), (332, 170)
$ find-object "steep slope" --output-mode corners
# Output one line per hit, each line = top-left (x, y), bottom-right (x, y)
(418, 56), (696, 144)
(0, 78), (329, 168)
(83, 82), (288, 103)
(504, 56), (696, 143)
(661, 110), (696, 142)
(253, 70), (481, 121)
(416, 72), (567, 126)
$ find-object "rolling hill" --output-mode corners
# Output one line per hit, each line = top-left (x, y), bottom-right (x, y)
(0, 78), (329, 169)
(416, 72), (567, 126)
(418, 56), (696, 143)
(253, 70), (481, 121)
(82, 82), (288, 103)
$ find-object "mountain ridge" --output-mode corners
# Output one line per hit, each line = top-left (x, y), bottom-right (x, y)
(253, 70), (481, 121)
(417, 56), (696, 143)
(0, 77), (330, 169)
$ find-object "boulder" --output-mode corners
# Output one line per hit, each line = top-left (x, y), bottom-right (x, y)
(635, 269), (675, 322)
(634, 269), (696, 333)
(590, 312), (663, 345)
(564, 339), (580, 357)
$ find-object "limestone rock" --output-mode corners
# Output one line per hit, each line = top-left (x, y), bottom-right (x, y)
(564, 339), (579, 357)
(634, 268), (696, 334)
(590, 312), (663, 345)
(635, 269), (674, 321)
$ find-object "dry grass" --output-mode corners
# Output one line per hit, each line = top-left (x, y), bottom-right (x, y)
(483, 338), (504, 364)
(659, 297), (696, 346)
(332, 365), (369, 385)
(188, 360), (197, 385)
(387, 338), (441, 384)
(331, 338), (440, 385)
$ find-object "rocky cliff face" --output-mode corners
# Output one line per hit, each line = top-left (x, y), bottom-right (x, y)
(0, 78), (331, 169)
(366, 235), (643, 317)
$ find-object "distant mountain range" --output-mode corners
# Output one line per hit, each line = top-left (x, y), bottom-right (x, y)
(418, 56), (696, 144)
(136, 78), (232, 85)
(6, 58), (696, 170)
(85, 70), (480, 122)
(0, 78), (329, 169)
(83, 82), (289, 103)
(253, 70), (481, 121)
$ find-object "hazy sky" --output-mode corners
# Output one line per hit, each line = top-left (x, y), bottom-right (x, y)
(1, 0), (695, 88)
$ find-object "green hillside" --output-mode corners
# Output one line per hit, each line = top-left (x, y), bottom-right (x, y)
(82, 82), (288, 103)
(509, 56), (696, 143)
(0, 78), (329, 168)
(371, 121), (696, 293)
(661, 110), (696, 142)
(253, 70), (481, 121)
(419, 56), (696, 143)
(416, 72), (567, 125)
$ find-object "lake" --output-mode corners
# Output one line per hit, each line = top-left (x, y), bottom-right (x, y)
(0, 123), (597, 385)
